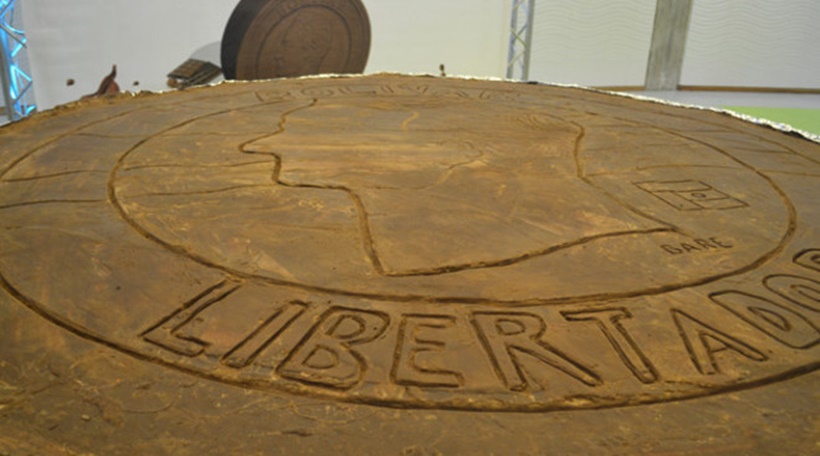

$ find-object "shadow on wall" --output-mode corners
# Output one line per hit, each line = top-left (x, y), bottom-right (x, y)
(191, 41), (222, 65)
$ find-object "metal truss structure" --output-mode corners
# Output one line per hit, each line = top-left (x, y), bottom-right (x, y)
(1, 0), (35, 121)
(506, 0), (536, 80)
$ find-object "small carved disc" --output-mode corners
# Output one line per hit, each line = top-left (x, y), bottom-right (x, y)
(221, 0), (371, 80)
(0, 75), (818, 414)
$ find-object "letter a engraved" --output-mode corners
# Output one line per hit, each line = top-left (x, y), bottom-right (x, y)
(278, 308), (389, 390)
(562, 308), (659, 384)
(672, 309), (767, 375)
(471, 311), (601, 391)
(710, 291), (819, 349)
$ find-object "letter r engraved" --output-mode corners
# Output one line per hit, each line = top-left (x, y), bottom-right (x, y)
(278, 307), (389, 390)
(470, 311), (601, 391)
(562, 308), (659, 384)
(392, 314), (464, 388)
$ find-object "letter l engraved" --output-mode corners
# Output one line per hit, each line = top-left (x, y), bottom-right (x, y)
(142, 280), (241, 357)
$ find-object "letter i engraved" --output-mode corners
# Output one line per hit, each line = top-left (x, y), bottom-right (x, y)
(562, 308), (660, 384)
(142, 280), (241, 357)
(470, 311), (601, 391)
(221, 300), (309, 368)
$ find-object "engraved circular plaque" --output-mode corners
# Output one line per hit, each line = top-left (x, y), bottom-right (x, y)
(0, 75), (818, 412)
(221, 0), (371, 80)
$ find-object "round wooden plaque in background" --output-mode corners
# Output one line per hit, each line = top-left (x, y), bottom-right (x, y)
(0, 75), (817, 454)
(221, 0), (371, 80)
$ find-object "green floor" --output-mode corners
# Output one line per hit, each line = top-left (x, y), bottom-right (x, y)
(722, 106), (820, 136)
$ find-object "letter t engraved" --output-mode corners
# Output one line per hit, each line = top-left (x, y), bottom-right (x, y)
(562, 308), (659, 384)
(471, 311), (601, 391)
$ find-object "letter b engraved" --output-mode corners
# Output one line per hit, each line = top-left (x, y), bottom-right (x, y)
(470, 311), (601, 391)
(278, 307), (389, 390)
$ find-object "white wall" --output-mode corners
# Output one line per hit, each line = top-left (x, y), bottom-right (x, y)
(17, 0), (820, 112)
(23, 0), (510, 110)
(366, 0), (509, 78)
(681, 0), (820, 89)
(528, 0), (656, 87)
(23, 1), (238, 109)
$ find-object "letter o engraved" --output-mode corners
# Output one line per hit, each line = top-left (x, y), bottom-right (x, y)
(0, 74), (817, 411)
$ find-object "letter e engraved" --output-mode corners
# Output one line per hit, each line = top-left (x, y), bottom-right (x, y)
(221, 301), (308, 368)
(391, 315), (464, 388)
(764, 275), (820, 313)
(671, 309), (767, 375)
(710, 291), (819, 349)
(278, 307), (389, 390)
(562, 308), (659, 384)
(794, 249), (820, 273)
(142, 281), (241, 357)
(470, 312), (601, 391)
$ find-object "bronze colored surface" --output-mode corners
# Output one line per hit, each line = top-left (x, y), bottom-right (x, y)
(0, 75), (818, 454)
(221, 0), (371, 80)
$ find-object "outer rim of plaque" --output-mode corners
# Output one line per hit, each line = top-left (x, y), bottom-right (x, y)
(1, 74), (818, 413)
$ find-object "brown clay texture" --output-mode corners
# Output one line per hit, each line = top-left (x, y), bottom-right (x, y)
(0, 75), (818, 455)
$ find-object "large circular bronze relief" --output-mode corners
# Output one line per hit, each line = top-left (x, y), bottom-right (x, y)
(0, 75), (817, 412)
(221, 0), (371, 80)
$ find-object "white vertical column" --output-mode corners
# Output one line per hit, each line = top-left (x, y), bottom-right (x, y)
(0, 0), (35, 121)
(645, 0), (693, 91)
(506, 0), (536, 80)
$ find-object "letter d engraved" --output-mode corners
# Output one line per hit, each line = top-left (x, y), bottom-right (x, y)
(471, 311), (601, 391)
(710, 291), (819, 349)
(278, 307), (389, 390)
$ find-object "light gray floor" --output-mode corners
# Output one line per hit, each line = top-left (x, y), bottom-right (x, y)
(624, 90), (820, 109)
